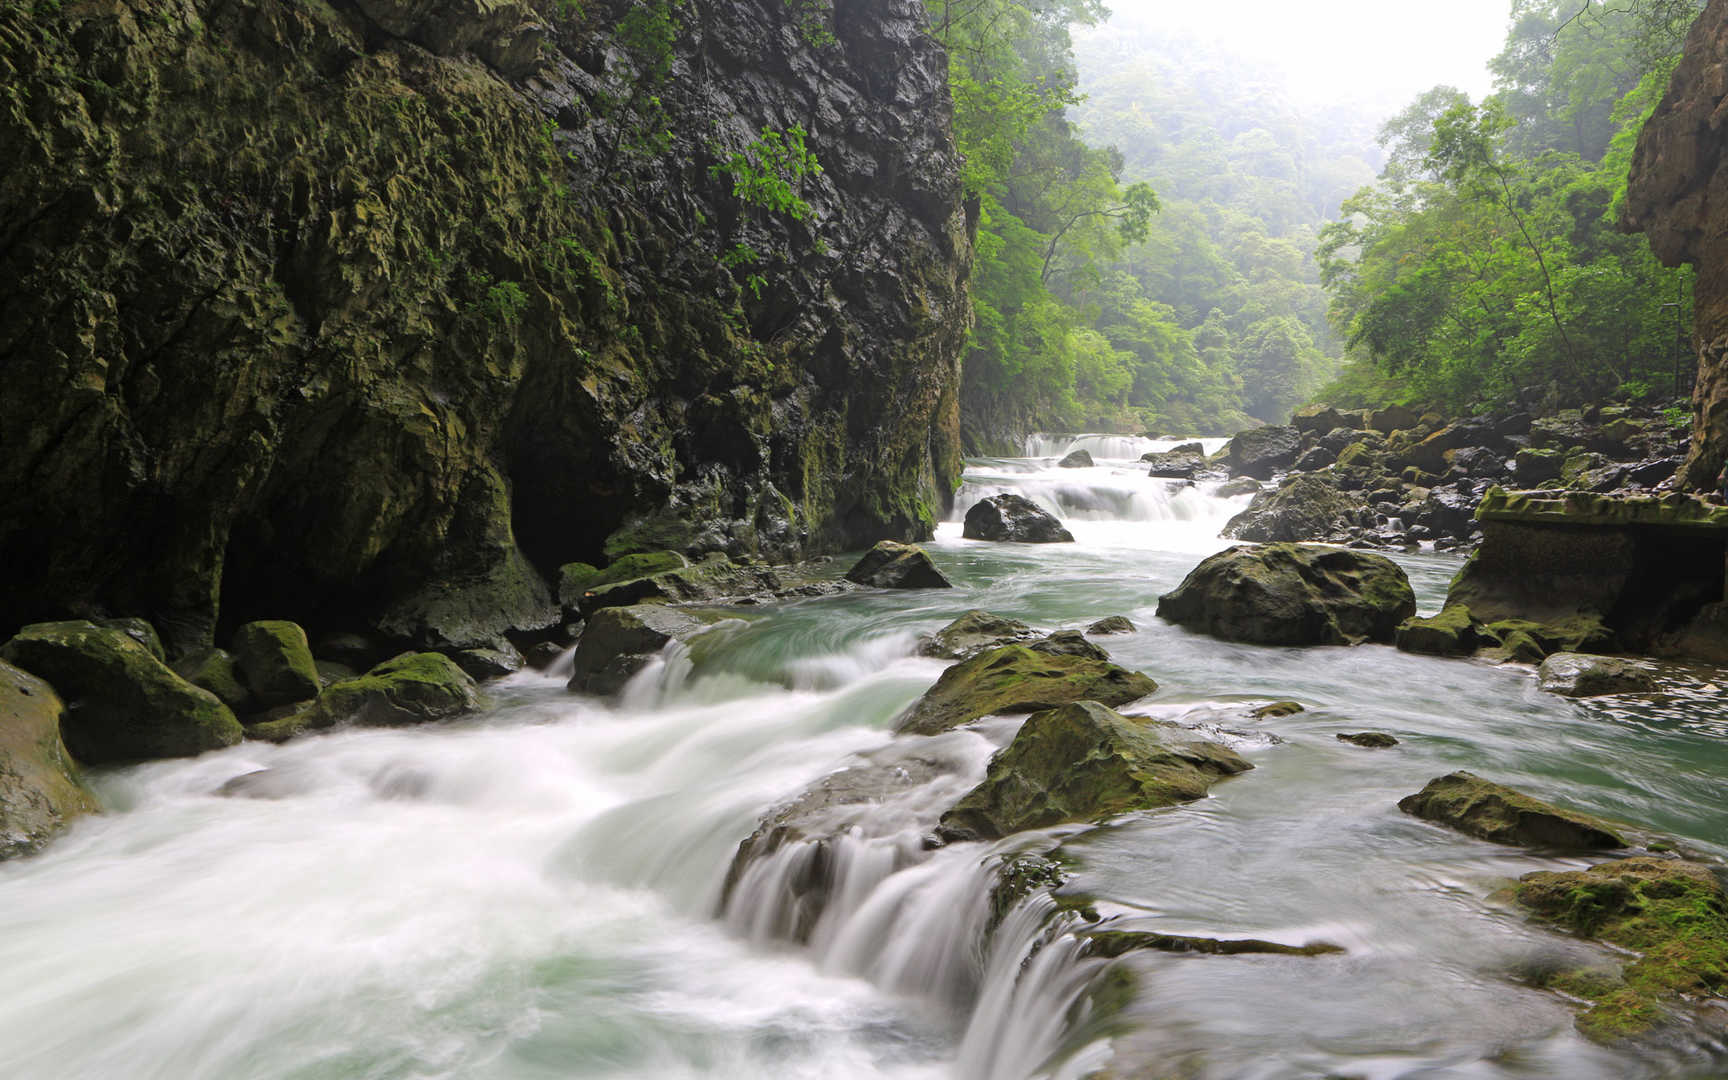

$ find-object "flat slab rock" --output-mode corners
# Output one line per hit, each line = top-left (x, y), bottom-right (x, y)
(1398, 771), (1626, 849)
(1537, 653), (1659, 697)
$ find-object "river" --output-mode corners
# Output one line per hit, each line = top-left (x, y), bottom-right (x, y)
(1, 436), (1724, 1080)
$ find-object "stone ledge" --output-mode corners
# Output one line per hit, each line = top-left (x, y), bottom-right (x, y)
(1475, 487), (1728, 531)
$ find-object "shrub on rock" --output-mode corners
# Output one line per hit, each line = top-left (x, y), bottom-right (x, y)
(0, 621), (242, 763)
(1156, 544), (1415, 646)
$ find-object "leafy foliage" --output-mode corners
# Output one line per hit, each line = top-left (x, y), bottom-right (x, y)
(709, 126), (822, 220)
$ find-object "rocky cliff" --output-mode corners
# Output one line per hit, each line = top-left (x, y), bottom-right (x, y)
(1624, 0), (1728, 490)
(0, 0), (970, 655)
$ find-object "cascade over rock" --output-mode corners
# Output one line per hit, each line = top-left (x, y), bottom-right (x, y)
(0, 0), (970, 654)
(1624, 0), (1728, 489)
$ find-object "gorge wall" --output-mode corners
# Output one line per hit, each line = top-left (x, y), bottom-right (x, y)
(0, 0), (971, 655)
(1625, 0), (1728, 490)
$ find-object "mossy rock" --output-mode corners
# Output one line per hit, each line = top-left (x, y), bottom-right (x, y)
(1157, 544), (1416, 647)
(1485, 616), (1615, 656)
(1250, 700), (1305, 719)
(1337, 731), (1399, 748)
(1335, 442), (1376, 469)
(1498, 628), (1548, 664)
(895, 646), (1157, 736)
(938, 701), (1251, 841)
(172, 648), (255, 713)
(1395, 605), (1492, 658)
(231, 620), (321, 708)
(568, 604), (712, 696)
(589, 551), (689, 590)
(1085, 615), (1136, 636)
(0, 659), (99, 860)
(916, 610), (1038, 660)
(1398, 771), (1625, 849)
(845, 540), (952, 589)
(256, 653), (481, 741)
(1537, 653), (1659, 697)
(1517, 857), (1728, 1041)
(0, 621), (241, 763)
(96, 618), (165, 662)
(557, 562), (602, 609)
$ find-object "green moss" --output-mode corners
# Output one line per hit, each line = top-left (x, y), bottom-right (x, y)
(231, 620), (320, 708)
(590, 550), (689, 589)
(1518, 858), (1728, 1040)
(1397, 771), (1626, 849)
(1395, 604), (1489, 657)
(557, 561), (601, 607)
(299, 651), (480, 730)
(895, 644), (1158, 736)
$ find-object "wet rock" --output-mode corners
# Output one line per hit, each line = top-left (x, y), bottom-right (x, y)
(1397, 771), (1625, 849)
(172, 648), (255, 713)
(231, 620), (321, 709)
(577, 553), (781, 615)
(1337, 731), (1399, 748)
(556, 562), (601, 611)
(1079, 930), (1344, 958)
(1144, 445), (1206, 478)
(313, 632), (386, 672)
(962, 494), (1075, 543)
(1537, 653), (1659, 697)
(523, 641), (569, 671)
(1221, 474), (1360, 543)
(215, 768), (310, 800)
(1086, 616), (1136, 635)
(253, 653), (481, 741)
(1515, 857), (1728, 1041)
(1250, 700), (1305, 719)
(1485, 617), (1615, 658)
(1498, 628), (1549, 664)
(96, 618), (165, 662)
(0, 621), (242, 764)
(1226, 425), (1301, 479)
(568, 604), (712, 696)
(916, 611), (1038, 660)
(450, 643), (525, 681)
(895, 644), (1157, 736)
(1058, 449), (1094, 468)
(0, 659), (98, 860)
(1395, 605), (1492, 657)
(1028, 630), (1109, 661)
(314, 659), (359, 688)
(845, 541), (953, 589)
(1156, 544), (1416, 647)
(937, 701), (1251, 841)
(1214, 477), (1262, 498)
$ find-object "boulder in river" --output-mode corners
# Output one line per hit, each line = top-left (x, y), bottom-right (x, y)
(0, 620), (242, 763)
(172, 647), (255, 713)
(1397, 771), (1625, 849)
(1395, 605), (1492, 657)
(962, 494), (1075, 543)
(1515, 857), (1728, 1041)
(916, 610), (1039, 660)
(845, 541), (953, 589)
(1225, 425), (1301, 479)
(1057, 449), (1094, 468)
(568, 604), (713, 696)
(1537, 653), (1659, 697)
(252, 652), (481, 741)
(937, 701), (1251, 841)
(1143, 442), (1206, 478)
(895, 642), (1157, 736)
(1215, 477), (1262, 498)
(1336, 731), (1399, 748)
(1221, 474), (1360, 543)
(1085, 616), (1136, 635)
(0, 659), (98, 859)
(231, 620), (321, 708)
(1156, 544), (1416, 646)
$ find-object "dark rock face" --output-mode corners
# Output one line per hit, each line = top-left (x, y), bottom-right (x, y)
(895, 642), (1158, 736)
(844, 541), (952, 589)
(937, 701), (1251, 841)
(1537, 653), (1659, 697)
(1625, 0), (1728, 490)
(1157, 544), (1416, 646)
(0, 660), (98, 860)
(0, 0), (970, 654)
(1398, 772), (1626, 849)
(1221, 474), (1361, 543)
(0, 621), (243, 763)
(962, 494), (1075, 543)
(1226, 426), (1301, 479)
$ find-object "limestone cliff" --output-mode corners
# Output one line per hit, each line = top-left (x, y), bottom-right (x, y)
(1624, 0), (1728, 490)
(0, 0), (970, 653)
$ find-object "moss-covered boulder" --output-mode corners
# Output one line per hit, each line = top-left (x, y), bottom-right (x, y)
(1157, 544), (1416, 646)
(937, 701), (1251, 841)
(1395, 605), (1493, 657)
(1398, 772), (1626, 849)
(1085, 615), (1136, 635)
(1537, 653), (1659, 697)
(916, 610), (1038, 660)
(231, 621), (321, 708)
(96, 617), (165, 661)
(1516, 857), (1728, 1041)
(845, 541), (953, 589)
(1337, 731), (1399, 748)
(895, 644), (1157, 736)
(252, 653), (480, 741)
(568, 604), (712, 696)
(576, 553), (781, 616)
(0, 659), (99, 860)
(172, 648), (255, 713)
(590, 551), (690, 590)
(556, 562), (602, 611)
(1485, 616), (1615, 657)
(0, 621), (242, 763)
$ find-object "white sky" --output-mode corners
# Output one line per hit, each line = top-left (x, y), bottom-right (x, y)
(1102, 0), (1513, 114)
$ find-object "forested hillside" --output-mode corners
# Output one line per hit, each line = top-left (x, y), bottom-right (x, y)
(1316, 0), (1703, 416)
(933, 0), (1388, 445)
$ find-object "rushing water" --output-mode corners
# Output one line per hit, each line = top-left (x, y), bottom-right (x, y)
(2, 440), (1726, 1080)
